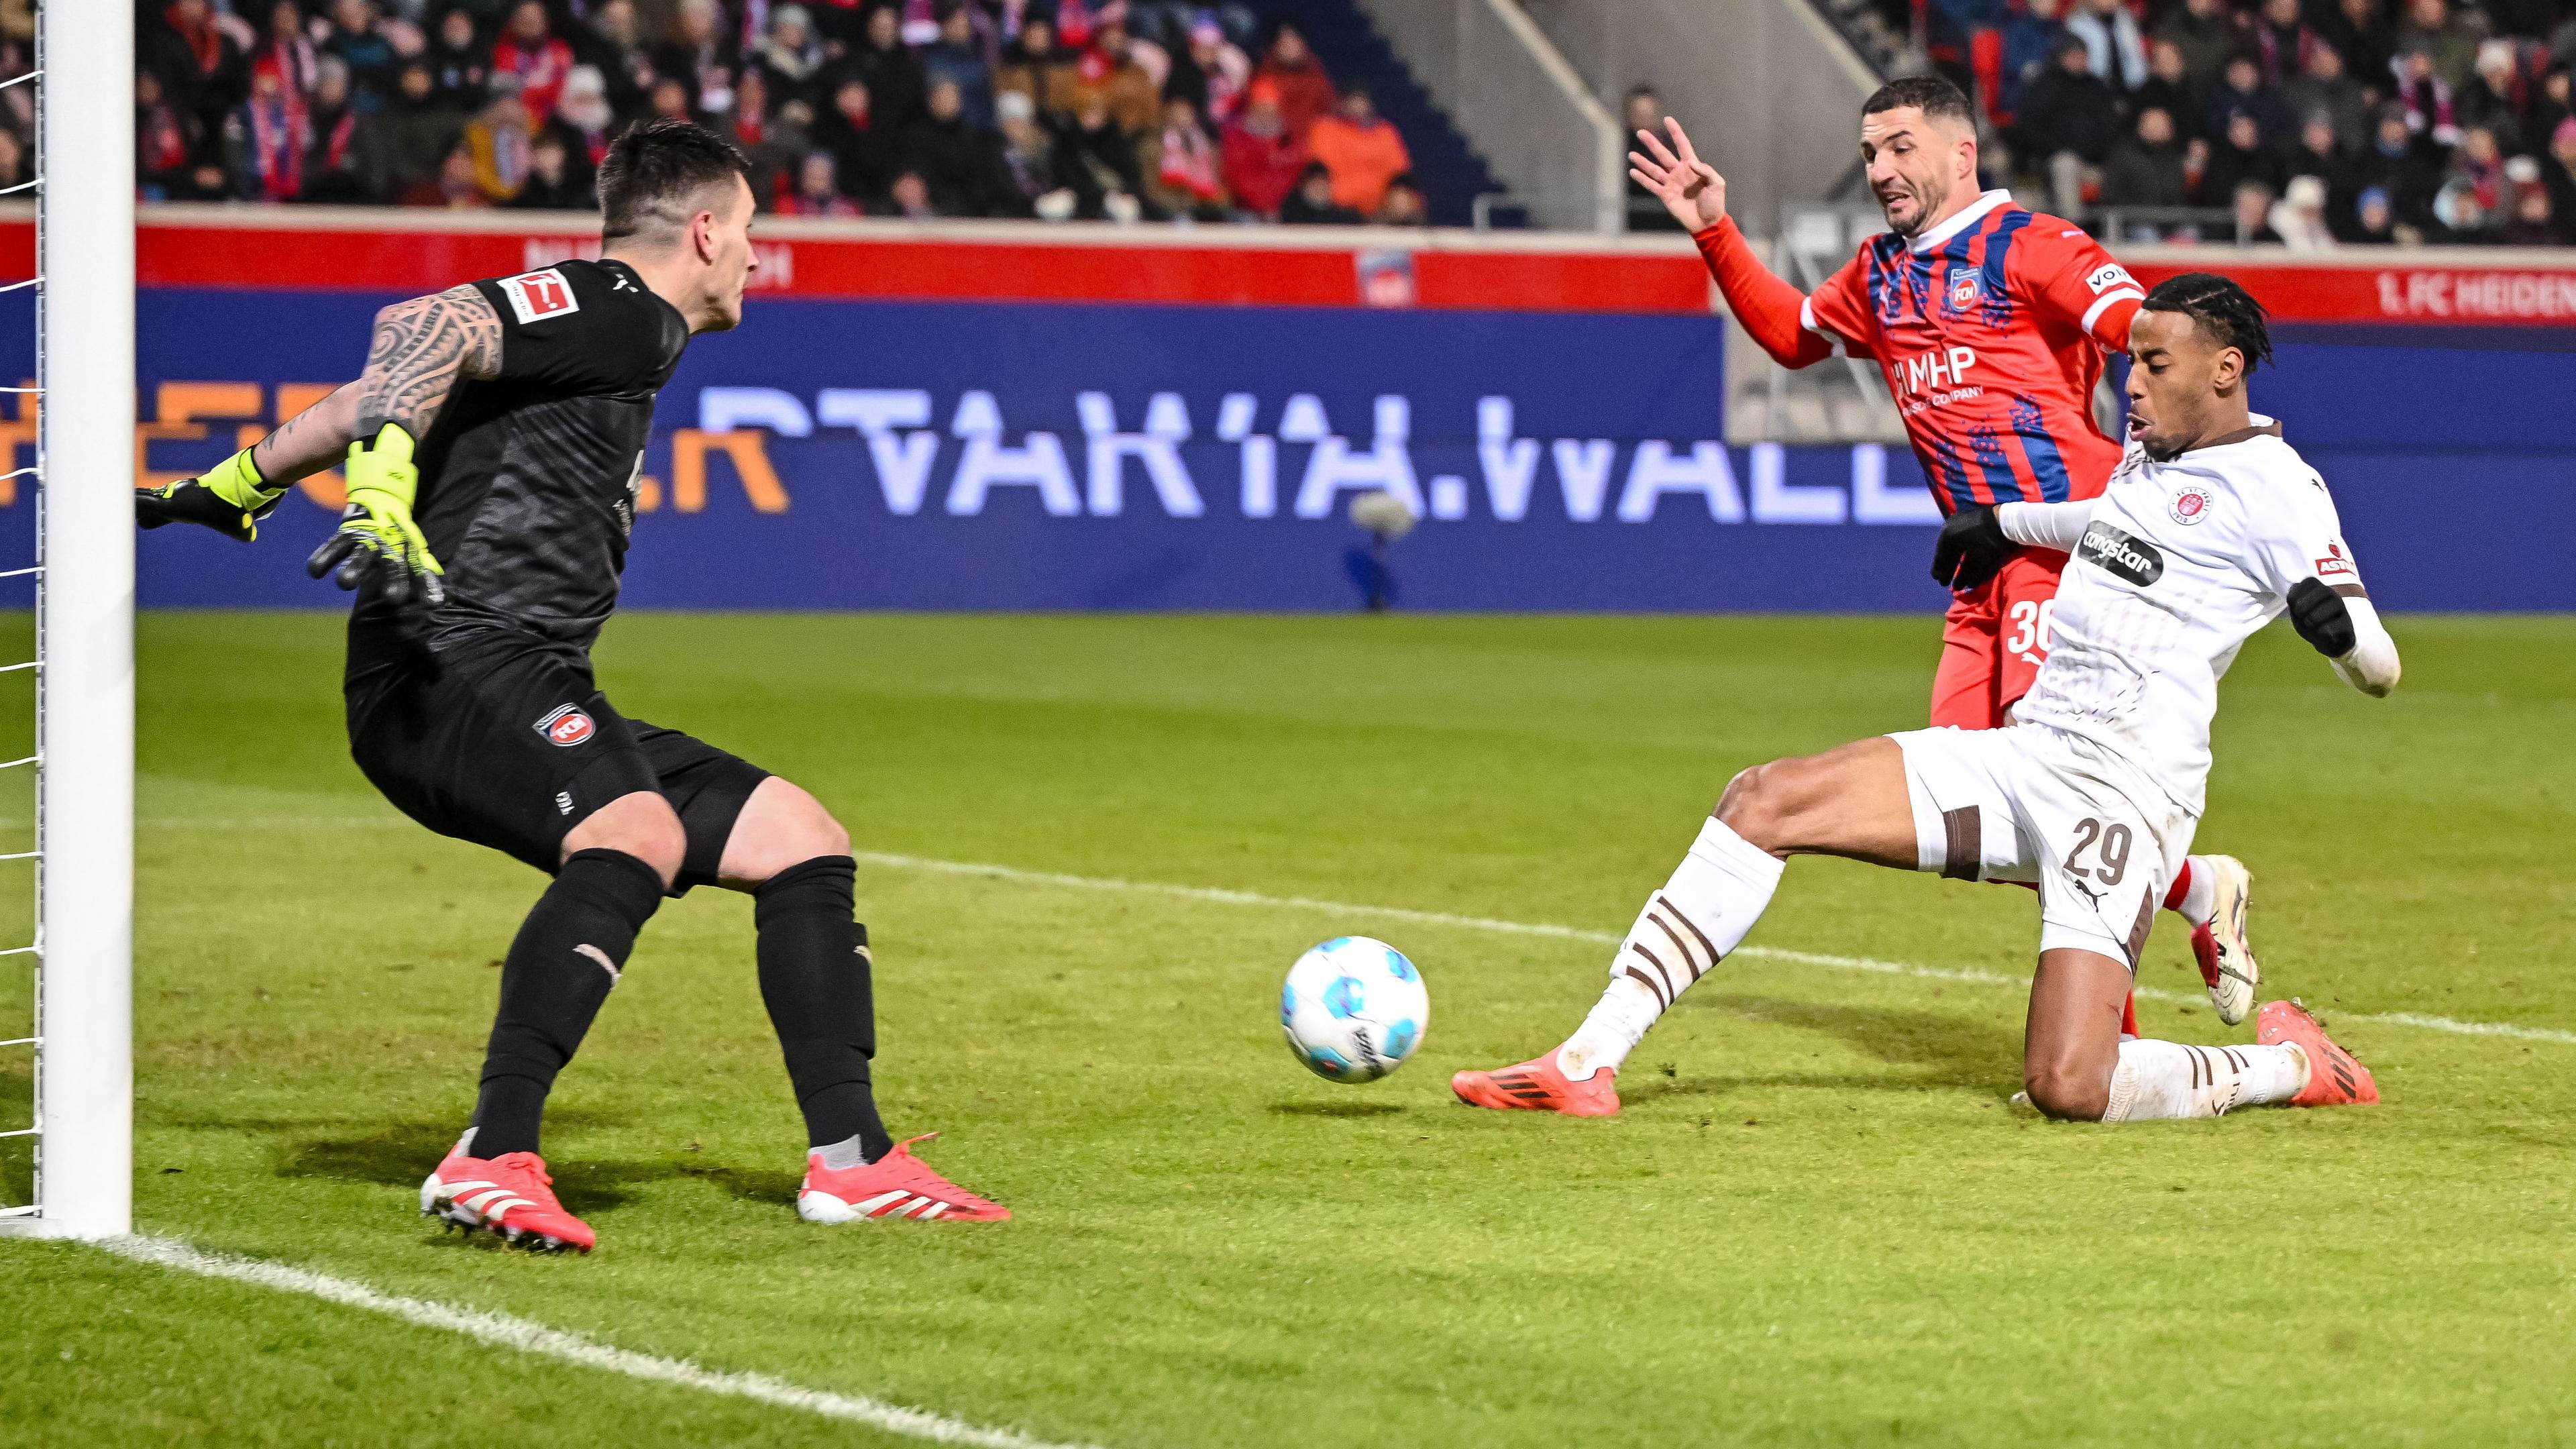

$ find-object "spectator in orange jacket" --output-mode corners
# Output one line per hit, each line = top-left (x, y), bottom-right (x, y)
(1222, 80), (1308, 217)
(1252, 21), (1336, 138)
(1307, 85), (1409, 214)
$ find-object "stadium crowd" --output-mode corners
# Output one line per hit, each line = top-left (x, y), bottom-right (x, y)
(1930, 0), (2576, 244)
(95, 0), (2576, 243)
(122, 0), (1432, 224)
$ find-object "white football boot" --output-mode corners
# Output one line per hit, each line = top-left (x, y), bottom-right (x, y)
(2190, 855), (2259, 1026)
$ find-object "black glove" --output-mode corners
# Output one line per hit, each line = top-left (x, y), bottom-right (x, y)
(2285, 577), (2355, 656)
(1929, 504), (2012, 591)
(136, 446), (284, 542)
(306, 423), (447, 608)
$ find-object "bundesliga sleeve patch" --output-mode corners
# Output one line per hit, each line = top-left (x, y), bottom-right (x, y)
(499, 268), (582, 326)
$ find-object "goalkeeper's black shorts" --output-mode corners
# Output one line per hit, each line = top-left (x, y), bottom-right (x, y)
(343, 623), (769, 895)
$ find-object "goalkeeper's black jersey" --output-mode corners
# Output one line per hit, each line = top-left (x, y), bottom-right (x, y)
(352, 258), (690, 653)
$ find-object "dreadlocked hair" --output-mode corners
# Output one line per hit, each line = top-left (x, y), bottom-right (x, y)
(2141, 272), (2274, 374)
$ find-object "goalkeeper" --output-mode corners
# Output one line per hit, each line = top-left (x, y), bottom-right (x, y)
(138, 121), (1007, 1250)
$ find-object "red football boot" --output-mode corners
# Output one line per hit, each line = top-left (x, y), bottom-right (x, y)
(420, 1137), (596, 1252)
(798, 1134), (1010, 1223)
(1450, 1051), (1621, 1117)
(2257, 1000), (2379, 1107)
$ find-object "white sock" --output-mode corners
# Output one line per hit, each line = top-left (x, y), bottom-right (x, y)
(1558, 817), (1785, 1080)
(812, 1132), (874, 1171)
(2165, 856), (2218, 922)
(2101, 1039), (2308, 1120)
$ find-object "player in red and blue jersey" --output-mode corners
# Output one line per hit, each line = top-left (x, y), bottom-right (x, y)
(1629, 76), (2259, 1026)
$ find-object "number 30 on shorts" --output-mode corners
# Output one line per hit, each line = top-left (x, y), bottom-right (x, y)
(2006, 599), (2056, 657)
(2065, 816), (2131, 885)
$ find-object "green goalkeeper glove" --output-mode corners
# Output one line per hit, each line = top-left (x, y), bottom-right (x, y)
(134, 445), (287, 542)
(306, 423), (446, 608)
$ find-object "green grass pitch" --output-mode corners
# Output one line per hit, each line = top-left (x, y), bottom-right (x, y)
(5, 610), (2573, 1447)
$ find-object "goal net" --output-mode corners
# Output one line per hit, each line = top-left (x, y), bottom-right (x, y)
(0, 0), (137, 1240)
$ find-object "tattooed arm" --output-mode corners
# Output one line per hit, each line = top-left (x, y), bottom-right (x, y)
(140, 285), (502, 555)
(244, 382), (359, 486)
(136, 382), (362, 541)
(232, 286), (504, 483)
(299, 285), (502, 606)
(351, 283), (505, 439)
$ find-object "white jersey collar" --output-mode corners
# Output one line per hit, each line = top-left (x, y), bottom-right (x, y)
(2143, 413), (2284, 466)
(2191, 413), (2283, 453)
(1908, 189), (2015, 254)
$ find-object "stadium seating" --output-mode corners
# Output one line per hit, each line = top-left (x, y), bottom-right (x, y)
(1236, 0), (1507, 225)
(115, 0), (2576, 246)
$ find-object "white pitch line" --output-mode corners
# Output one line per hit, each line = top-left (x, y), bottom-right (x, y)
(93, 818), (2576, 1048)
(850, 851), (2576, 1049)
(98, 1236), (1106, 1449)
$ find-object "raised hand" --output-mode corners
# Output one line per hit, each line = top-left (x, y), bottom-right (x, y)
(1628, 117), (1729, 233)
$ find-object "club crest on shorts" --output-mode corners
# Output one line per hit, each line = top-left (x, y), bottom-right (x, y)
(535, 703), (595, 747)
(2167, 484), (2214, 525)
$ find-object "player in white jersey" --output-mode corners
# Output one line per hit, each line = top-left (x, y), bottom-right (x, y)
(1454, 274), (2397, 1123)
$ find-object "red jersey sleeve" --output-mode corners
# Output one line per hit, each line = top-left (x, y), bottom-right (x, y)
(1693, 218), (1838, 369)
(2011, 222), (2146, 351)
(1800, 250), (1879, 362)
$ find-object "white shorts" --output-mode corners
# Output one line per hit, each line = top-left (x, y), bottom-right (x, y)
(1890, 723), (2198, 967)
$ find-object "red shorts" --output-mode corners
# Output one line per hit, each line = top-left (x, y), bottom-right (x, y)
(1929, 550), (2065, 730)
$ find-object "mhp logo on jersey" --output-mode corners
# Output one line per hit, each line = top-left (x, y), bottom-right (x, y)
(2078, 521), (2165, 585)
(500, 268), (581, 326)
(535, 703), (596, 747)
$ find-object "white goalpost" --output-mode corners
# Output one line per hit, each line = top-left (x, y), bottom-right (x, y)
(0, 0), (137, 1240)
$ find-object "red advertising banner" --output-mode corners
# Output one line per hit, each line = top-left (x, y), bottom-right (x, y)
(91, 207), (1712, 314)
(1, 207), (2571, 323)
(2125, 251), (2576, 324)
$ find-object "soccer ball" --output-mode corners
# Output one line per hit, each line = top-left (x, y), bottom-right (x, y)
(1279, 936), (1428, 1083)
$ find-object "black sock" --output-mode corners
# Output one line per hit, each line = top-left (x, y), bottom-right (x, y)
(469, 848), (666, 1159)
(755, 855), (892, 1159)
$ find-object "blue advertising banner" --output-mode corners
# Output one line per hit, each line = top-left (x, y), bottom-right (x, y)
(5, 290), (2569, 612)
